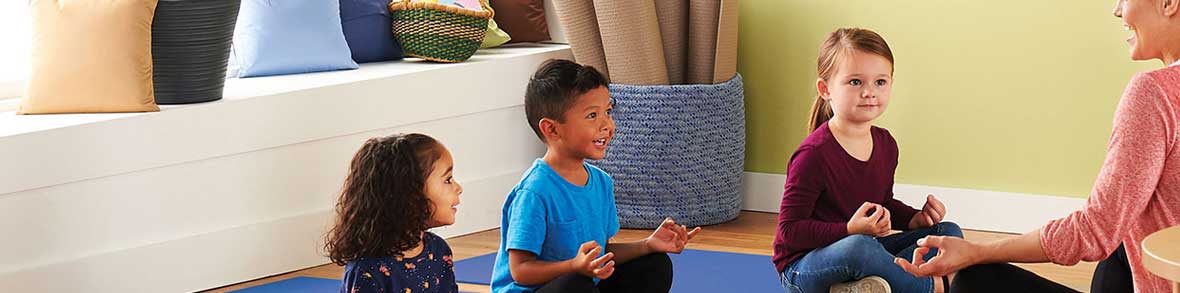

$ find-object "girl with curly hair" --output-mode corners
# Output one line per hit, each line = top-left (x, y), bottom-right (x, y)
(325, 133), (464, 293)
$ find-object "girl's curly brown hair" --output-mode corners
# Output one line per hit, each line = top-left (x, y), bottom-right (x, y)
(324, 133), (443, 265)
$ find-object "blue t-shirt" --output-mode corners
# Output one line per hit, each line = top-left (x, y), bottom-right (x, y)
(340, 232), (458, 293)
(490, 159), (620, 293)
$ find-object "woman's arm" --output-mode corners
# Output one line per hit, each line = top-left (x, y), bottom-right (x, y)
(895, 229), (1049, 277)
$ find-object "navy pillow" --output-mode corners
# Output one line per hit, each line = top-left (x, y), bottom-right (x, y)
(340, 0), (404, 63)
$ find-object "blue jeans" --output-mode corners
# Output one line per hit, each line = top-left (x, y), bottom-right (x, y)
(779, 222), (963, 293)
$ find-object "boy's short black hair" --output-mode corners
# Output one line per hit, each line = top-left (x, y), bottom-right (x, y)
(525, 59), (609, 142)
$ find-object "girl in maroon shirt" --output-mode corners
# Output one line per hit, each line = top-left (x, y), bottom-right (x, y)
(773, 28), (963, 293)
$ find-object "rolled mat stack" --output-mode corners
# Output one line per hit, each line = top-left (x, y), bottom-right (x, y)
(553, 0), (744, 228)
(552, 0), (609, 77)
(554, 0), (737, 85)
(594, 0), (668, 85)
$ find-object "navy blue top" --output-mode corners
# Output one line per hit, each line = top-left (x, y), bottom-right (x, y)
(341, 232), (458, 293)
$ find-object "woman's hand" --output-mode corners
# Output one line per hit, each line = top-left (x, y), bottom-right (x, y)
(847, 202), (891, 237)
(908, 194), (947, 229)
(894, 236), (981, 277)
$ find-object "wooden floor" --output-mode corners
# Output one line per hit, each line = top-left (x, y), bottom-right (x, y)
(202, 212), (1095, 292)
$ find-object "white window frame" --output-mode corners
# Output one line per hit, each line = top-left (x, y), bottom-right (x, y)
(0, 1), (29, 112)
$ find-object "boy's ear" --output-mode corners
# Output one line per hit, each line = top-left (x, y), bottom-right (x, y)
(816, 78), (831, 100)
(538, 118), (560, 141)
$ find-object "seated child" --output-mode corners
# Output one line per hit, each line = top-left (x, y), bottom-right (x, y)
(490, 59), (701, 293)
(326, 133), (464, 293)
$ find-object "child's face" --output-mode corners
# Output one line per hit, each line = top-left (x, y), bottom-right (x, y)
(819, 51), (893, 125)
(551, 86), (615, 160)
(1114, 0), (1175, 61)
(424, 146), (462, 228)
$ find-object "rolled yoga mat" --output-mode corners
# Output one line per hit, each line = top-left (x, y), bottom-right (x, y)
(152, 0), (241, 104)
(655, 0), (688, 84)
(712, 0), (739, 83)
(552, 0), (610, 78)
(686, 0), (720, 84)
(594, 0), (669, 85)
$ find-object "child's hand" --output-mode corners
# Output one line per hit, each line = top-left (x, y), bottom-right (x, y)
(570, 241), (615, 279)
(908, 194), (947, 229)
(645, 217), (701, 254)
(847, 202), (891, 237)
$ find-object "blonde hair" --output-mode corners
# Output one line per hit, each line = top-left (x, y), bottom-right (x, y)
(808, 28), (895, 133)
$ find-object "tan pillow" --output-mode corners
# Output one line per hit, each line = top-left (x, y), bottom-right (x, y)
(20, 0), (160, 114)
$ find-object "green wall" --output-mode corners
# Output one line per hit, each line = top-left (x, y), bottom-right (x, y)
(737, 1), (1159, 198)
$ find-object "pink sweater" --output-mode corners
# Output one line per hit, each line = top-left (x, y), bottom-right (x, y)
(1041, 65), (1180, 292)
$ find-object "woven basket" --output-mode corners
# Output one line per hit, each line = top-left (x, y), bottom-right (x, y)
(151, 0), (240, 104)
(590, 74), (746, 229)
(389, 0), (493, 63)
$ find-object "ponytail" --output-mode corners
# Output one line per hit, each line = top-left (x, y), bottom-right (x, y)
(807, 96), (833, 133)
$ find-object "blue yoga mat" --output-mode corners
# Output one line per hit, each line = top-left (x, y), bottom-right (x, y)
(229, 276), (476, 293)
(452, 249), (782, 292)
(228, 277), (340, 293)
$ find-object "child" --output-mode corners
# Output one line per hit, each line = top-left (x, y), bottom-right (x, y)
(772, 28), (964, 293)
(325, 133), (464, 293)
(490, 59), (701, 293)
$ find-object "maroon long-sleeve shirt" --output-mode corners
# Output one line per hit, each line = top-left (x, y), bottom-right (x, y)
(772, 123), (919, 272)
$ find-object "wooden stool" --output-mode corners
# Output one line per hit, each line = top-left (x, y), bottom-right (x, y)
(1143, 226), (1180, 292)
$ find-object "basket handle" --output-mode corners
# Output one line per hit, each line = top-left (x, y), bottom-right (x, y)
(389, 0), (494, 18)
(480, 0), (494, 19)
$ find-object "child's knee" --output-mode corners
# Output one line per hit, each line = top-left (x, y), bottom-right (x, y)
(829, 235), (883, 261)
(935, 221), (964, 238)
(639, 252), (673, 279)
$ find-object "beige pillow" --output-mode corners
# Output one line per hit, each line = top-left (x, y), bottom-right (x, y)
(20, 0), (160, 114)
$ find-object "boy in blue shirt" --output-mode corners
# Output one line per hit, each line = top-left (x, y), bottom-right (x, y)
(490, 59), (701, 293)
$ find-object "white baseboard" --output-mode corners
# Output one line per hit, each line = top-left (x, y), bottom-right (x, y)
(741, 172), (1085, 234)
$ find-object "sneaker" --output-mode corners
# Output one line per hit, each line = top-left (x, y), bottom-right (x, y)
(829, 276), (891, 293)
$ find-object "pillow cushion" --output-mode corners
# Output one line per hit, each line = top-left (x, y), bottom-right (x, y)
(233, 0), (358, 77)
(21, 0), (160, 114)
(340, 0), (403, 63)
(490, 0), (549, 43)
(480, 18), (512, 48)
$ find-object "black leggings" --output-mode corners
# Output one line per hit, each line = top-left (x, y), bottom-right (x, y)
(1091, 244), (1134, 293)
(949, 263), (1079, 293)
(948, 243), (1132, 293)
(535, 253), (673, 293)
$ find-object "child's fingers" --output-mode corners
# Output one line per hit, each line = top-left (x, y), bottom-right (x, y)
(854, 202), (875, 219)
(590, 252), (613, 268)
(928, 194), (947, 216)
(579, 241), (599, 253)
(686, 227), (702, 240)
(595, 261), (616, 278)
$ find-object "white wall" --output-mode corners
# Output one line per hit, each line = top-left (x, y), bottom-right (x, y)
(0, 45), (572, 292)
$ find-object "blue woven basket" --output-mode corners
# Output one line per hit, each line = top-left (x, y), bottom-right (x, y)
(591, 74), (746, 229)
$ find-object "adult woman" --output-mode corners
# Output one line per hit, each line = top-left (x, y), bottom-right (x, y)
(896, 0), (1180, 291)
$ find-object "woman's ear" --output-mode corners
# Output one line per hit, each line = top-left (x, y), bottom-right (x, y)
(816, 78), (831, 101)
(1163, 0), (1179, 17)
(538, 118), (560, 142)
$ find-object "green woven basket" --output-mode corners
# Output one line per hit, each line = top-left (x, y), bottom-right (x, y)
(389, 0), (493, 63)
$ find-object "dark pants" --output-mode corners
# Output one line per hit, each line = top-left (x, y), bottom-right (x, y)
(949, 263), (1079, 293)
(1091, 244), (1134, 293)
(535, 253), (674, 293)
(948, 244), (1133, 293)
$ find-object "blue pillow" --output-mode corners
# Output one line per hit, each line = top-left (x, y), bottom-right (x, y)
(232, 0), (359, 77)
(340, 0), (404, 63)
